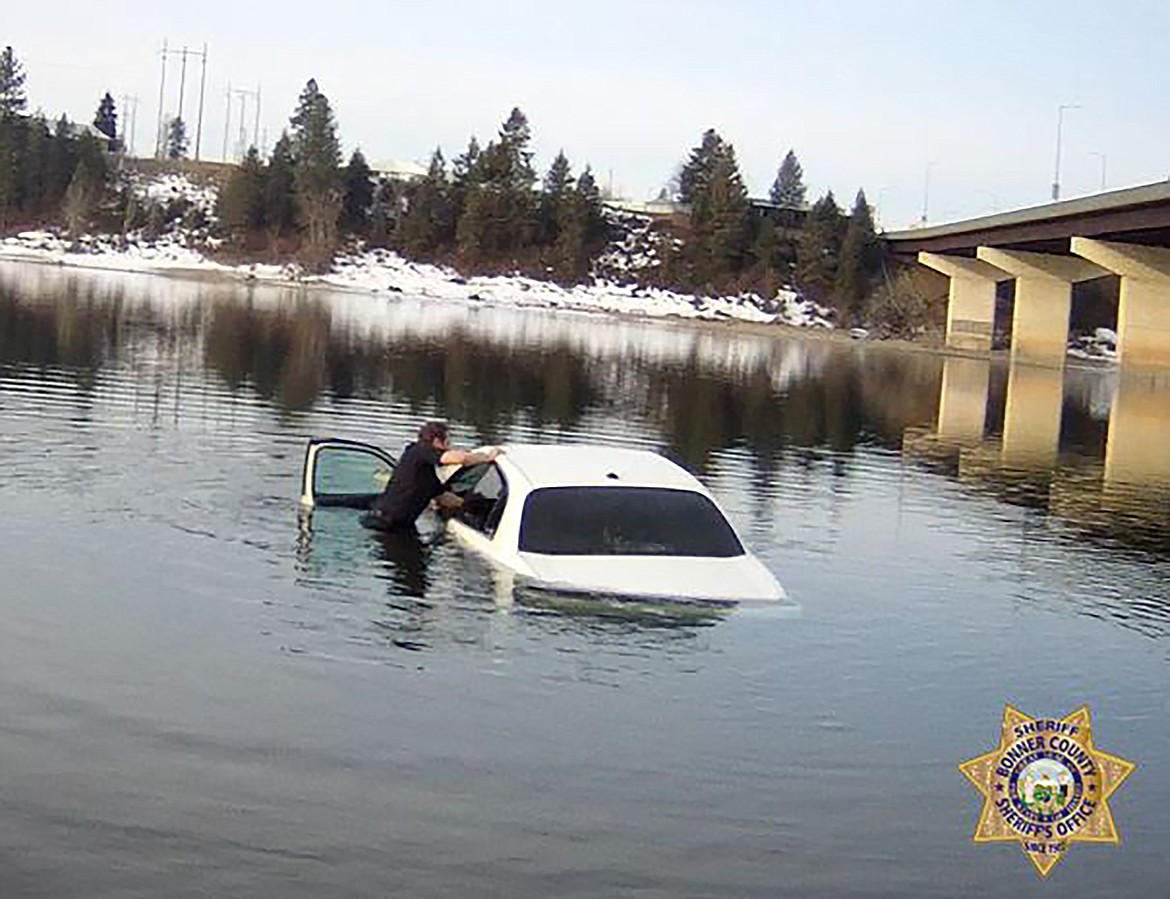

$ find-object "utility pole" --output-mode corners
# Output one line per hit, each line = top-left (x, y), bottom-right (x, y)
(195, 43), (208, 160)
(120, 94), (139, 157)
(920, 161), (938, 226)
(227, 86), (260, 159)
(155, 41), (210, 160)
(254, 83), (262, 152)
(222, 82), (232, 162)
(155, 40), (168, 158)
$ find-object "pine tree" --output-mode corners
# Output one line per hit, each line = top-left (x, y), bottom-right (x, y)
(340, 148), (373, 235)
(702, 151), (751, 279)
(93, 93), (118, 150)
(770, 149), (806, 209)
(795, 191), (844, 304)
(0, 46), (27, 120)
(553, 167), (606, 282)
(0, 46), (28, 218)
(264, 132), (298, 243)
(45, 115), (77, 208)
(575, 166), (606, 243)
(538, 149), (572, 245)
(678, 129), (728, 204)
(288, 78), (342, 255)
(23, 114), (49, 212)
(456, 186), (489, 260)
(494, 107), (535, 192)
(401, 147), (451, 256)
(682, 133), (751, 286)
(835, 189), (882, 322)
(62, 132), (108, 234)
(753, 215), (779, 272)
(218, 147), (267, 236)
(165, 117), (188, 159)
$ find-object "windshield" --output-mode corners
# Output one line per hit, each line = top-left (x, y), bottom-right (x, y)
(518, 486), (744, 557)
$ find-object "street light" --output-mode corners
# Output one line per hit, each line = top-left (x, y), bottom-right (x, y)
(920, 161), (939, 226)
(1051, 103), (1082, 201)
(1089, 152), (1107, 192)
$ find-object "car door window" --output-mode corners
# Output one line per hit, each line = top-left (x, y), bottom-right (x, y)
(453, 464), (507, 537)
(302, 439), (396, 508)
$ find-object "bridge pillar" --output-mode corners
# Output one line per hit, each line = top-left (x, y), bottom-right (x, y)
(1071, 237), (1170, 369)
(918, 252), (1008, 352)
(977, 248), (1108, 368)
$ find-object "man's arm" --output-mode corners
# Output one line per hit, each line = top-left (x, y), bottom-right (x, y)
(438, 446), (502, 466)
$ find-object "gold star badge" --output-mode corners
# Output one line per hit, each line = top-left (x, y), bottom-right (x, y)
(960, 705), (1135, 877)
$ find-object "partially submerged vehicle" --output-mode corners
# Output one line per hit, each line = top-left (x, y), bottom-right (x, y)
(300, 439), (786, 604)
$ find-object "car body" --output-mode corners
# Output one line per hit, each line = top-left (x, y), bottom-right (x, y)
(301, 438), (786, 604)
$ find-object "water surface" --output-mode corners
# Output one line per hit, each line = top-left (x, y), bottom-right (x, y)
(0, 261), (1166, 898)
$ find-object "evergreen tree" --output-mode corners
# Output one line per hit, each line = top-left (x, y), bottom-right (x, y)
(835, 189), (882, 322)
(770, 149), (806, 209)
(553, 167), (606, 282)
(45, 115), (77, 207)
(450, 135), (482, 235)
(23, 114), (49, 212)
(264, 132), (298, 242)
(575, 166), (605, 243)
(701, 151), (751, 280)
(62, 132), (108, 234)
(753, 215), (779, 272)
(795, 191), (844, 304)
(538, 149), (572, 245)
(456, 186), (489, 260)
(456, 107), (538, 257)
(678, 128), (729, 204)
(340, 148), (373, 235)
(0, 46), (28, 218)
(0, 46), (27, 120)
(288, 78), (342, 254)
(93, 92), (118, 150)
(400, 147), (452, 256)
(452, 136), (482, 189)
(165, 116), (188, 159)
(218, 147), (267, 236)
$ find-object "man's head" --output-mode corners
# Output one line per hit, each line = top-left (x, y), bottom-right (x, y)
(418, 420), (451, 452)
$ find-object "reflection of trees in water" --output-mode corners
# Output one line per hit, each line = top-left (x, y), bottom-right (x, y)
(0, 281), (159, 392)
(5, 281), (943, 471)
(638, 350), (942, 470)
(380, 334), (603, 439)
(200, 296), (945, 467)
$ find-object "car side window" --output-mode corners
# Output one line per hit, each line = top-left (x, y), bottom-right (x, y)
(459, 464), (507, 537)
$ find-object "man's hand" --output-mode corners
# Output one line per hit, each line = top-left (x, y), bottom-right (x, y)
(433, 492), (464, 512)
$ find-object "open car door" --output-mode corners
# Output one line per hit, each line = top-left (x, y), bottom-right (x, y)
(300, 437), (397, 509)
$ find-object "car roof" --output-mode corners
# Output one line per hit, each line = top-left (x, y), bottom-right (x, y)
(495, 444), (707, 493)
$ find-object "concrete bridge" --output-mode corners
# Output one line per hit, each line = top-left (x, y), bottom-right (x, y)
(885, 182), (1170, 368)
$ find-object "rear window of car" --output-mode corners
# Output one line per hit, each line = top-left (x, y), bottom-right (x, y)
(518, 486), (744, 557)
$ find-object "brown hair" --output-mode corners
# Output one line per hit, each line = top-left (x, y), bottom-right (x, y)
(418, 420), (450, 444)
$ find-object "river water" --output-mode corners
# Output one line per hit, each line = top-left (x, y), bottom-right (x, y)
(0, 260), (1166, 898)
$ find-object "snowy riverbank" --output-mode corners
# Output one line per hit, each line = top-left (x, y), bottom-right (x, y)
(0, 229), (836, 329)
(0, 168), (837, 330)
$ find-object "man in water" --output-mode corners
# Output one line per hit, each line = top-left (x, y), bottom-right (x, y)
(364, 421), (501, 531)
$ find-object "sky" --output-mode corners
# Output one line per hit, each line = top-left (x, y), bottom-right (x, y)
(7, 0), (1170, 229)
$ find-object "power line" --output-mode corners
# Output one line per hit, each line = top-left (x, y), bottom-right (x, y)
(154, 40), (209, 159)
